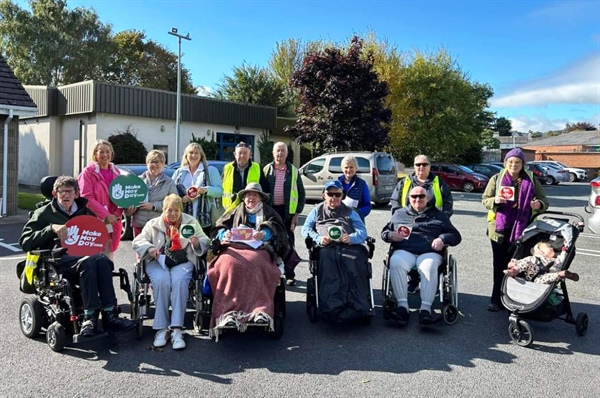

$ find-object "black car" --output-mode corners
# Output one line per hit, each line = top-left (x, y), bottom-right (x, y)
(468, 164), (503, 178)
(525, 163), (548, 185)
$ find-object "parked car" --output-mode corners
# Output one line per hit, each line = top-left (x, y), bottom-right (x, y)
(117, 160), (227, 240)
(584, 176), (600, 234)
(525, 163), (549, 185)
(430, 163), (489, 192)
(468, 163), (503, 178)
(529, 161), (569, 185)
(534, 160), (587, 182)
(299, 151), (397, 206)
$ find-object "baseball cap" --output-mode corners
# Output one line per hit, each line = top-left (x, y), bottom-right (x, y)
(323, 180), (343, 191)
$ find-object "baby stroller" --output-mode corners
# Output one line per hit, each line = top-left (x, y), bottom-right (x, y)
(501, 211), (588, 347)
(305, 237), (376, 325)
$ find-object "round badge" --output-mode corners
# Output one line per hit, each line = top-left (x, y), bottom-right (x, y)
(187, 186), (199, 199)
(328, 226), (343, 241)
(62, 215), (109, 256)
(180, 224), (196, 238)
(500, 186), (514, 200)
(109, 175), (148, 207)
(397, 226), (411, 238)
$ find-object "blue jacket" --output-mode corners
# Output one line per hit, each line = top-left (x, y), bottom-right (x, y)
(337, 175), (371, 219)
(381, 205), (461, 255)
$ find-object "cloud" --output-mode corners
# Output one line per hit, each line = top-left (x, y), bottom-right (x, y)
(490, 53), (600, 108)
(528, 0), (599, 24)
(195, 85), (214, 97)
(509, 112), (599, 133)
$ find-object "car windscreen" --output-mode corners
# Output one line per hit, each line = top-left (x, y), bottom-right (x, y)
(457, 165), (475, 173)
(376, 154), (396, 175)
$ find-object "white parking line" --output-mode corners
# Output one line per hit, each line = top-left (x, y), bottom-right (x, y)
(0, 239), (22, 252)
(577, 248), (600, 257)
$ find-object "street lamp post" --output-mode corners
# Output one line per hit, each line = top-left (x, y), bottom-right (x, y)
(168, 28), (191, 161)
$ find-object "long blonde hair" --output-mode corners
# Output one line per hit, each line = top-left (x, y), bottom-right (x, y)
(181, 142), (208, 171)
(91, 139), (114, 162)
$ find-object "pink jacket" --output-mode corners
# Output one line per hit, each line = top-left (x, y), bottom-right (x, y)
(78, 162), (123, 253)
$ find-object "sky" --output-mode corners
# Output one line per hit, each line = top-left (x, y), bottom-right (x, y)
(17, 0), (600, 133)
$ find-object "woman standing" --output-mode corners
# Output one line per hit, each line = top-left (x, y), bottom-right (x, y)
(337, 155), (371, 219)
(482, 148), (549, 312)
(171, 143), (223, 235)
(132, 194), (209, 350)
(78, 139), (122, 261)
(127, 150), (178, 237)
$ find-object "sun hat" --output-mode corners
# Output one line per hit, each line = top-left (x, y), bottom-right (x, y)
(238, 182), (269, 201)
(504, 148), (526, 163)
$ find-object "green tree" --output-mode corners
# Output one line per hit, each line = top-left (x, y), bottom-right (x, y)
(286, 36), (391, 152)
(530, 131), (543, 138)
(565, 122), (596, 132)
(190, 134), (218, 159)
(257, 130), (274, 168)
(109, 126), (147, 164)
(0, 0), (113, 85)
(215, 62), (291, 116)
(495, 116), (512, 136)
(480, 129), (500, 149)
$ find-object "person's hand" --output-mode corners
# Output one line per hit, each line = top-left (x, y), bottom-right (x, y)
(290, 214), (299, 231)
(51, 223), (67, 242)
(320, 236), (332, 246)
(189, 235), (199, 248)
(125, 205), (137, 216)
(182, 195), (191, 204)
(105, 214), (118, 224)
(530, 199), (541, 210)
(504, 267), (518, 277)
(340, 234), (351, 244)
(431, 237), (444, 251)
(494, 195), (507, 204)
(253, 231), (265, 241)
(389, 231), (405, 242)
(198, 187), (208, 195)
(221, 230), (232, 243)
(148, 248), (160, 260)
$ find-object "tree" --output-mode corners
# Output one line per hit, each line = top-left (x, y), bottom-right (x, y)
(189, 134), (218, 159)
(494, 116), (512, 136)
(286, 36), (391, 152)
(257, 130), (274, 168)
(0, 0), (113, 86)
(109, 126), (147, 164)
(388, 48), (493, 164)
(530, 131), (543, 138)
(480, 128), (500, 149)
(565, 122), (596, 132)
(215, 62), (291, 116)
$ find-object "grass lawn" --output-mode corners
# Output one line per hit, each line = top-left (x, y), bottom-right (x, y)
(18, 192), (45, 210)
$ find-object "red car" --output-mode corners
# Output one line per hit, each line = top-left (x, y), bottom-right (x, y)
(430, 163), (489, 192)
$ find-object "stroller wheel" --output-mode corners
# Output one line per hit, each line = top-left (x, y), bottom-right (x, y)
(575, 313), (589, 336)
(442, 304), (459, 325)
(508, 319), (534, 347)
(47, 322), (67, 352)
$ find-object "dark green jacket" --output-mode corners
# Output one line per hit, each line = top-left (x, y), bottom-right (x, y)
(19, 197), (94, 252)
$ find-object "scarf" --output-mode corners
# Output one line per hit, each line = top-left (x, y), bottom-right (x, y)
(244, 202), (264, 227)
(163, 216), (182, 250)
(495, 171), (534, 244)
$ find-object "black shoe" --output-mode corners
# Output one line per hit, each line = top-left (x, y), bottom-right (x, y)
(487, 303), (502, 312)
(407, 279), (420, 294)
(390, 306), (410, 325)
(80, 317), (98, 337)
(419, 310), (440, 325)
(101, 309), (137, 332)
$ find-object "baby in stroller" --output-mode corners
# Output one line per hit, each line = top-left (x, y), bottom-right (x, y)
(504, 241), (579, 284)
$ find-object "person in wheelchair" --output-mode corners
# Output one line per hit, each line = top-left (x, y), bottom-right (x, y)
(209, 183), (289, 335)
(132, 194), (209, 350)
(19, 176), (136, 337)
(301, 180), (370, 323)
(381, 186), (461, 326)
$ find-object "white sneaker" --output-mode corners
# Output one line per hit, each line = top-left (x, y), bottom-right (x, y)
(153, 328), (169, 348)
(171, 329), (186, 350)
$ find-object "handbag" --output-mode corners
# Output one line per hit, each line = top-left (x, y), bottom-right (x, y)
(163, 236), (188, 268)
(209, 197), (225, 224)
(197, 195), (212, 228)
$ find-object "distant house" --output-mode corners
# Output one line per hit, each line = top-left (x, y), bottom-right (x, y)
(0, 53), (37, 217)
(19, 80), (303, 186)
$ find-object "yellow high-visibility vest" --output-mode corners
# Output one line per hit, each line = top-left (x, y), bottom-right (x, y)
(222, 162), (261, 207)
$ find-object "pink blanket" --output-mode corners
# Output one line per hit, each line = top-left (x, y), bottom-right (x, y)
(208, 243), (281, 332)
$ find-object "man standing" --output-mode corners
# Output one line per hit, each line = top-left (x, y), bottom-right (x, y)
(263, 142), (306, 285)
(221, 142), (270, 208)
(19, 176), (136, 337)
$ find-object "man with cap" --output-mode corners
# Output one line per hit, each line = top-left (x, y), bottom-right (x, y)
(482, 147), (549, 311)
(302, 180), (367, 246)
(221, 142), (270, 209)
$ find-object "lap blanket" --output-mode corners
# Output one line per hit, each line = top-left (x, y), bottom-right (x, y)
(316, 244), (372, 322)
(208, 243), (281, 335)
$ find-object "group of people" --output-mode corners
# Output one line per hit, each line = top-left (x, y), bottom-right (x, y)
(21, 137), (566, 350)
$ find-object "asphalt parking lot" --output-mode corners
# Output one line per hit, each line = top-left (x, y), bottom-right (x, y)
(0, 182), (598, 397)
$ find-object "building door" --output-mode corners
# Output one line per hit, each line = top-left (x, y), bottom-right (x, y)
(217, 133), (255, 162)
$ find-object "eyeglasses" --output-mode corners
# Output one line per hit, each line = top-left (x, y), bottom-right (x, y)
(325, 192), (343, 198)
(414, 163), (430, 167)
(57, 189), (76, 196)
(410, 194), (427, 199)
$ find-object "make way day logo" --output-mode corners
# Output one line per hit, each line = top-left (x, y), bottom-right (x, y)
(62, 215), (109, 256)
(109, 175), (148, 207)
(327, 226), (343, 241)
(180, 224), (196, 238)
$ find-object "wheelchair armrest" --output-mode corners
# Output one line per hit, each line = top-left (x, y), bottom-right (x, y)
(305, 236), (314, 249)
(366, 237), (376, 259)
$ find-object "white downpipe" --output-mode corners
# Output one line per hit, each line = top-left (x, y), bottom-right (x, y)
(2, 108), (14, 217)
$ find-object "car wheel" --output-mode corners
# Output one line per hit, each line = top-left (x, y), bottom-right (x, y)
(569, 173), (577, 182)
(121, 215), (133, 241)
(546, 176), (555, 185)
(462, 181), (475, 192)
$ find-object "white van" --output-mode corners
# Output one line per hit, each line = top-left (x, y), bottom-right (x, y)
(299, 151), (397, 205)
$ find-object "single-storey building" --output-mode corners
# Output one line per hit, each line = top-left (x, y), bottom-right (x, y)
(20, 80), (301, 186)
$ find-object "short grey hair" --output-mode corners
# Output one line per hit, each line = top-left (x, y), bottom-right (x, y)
(341, 155), (358, 168)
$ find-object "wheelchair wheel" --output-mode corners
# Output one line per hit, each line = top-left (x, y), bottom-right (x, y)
(19, 296), (44, 338)
(508, 319), (534, 347)
(442, 304), (459, 325)
(307, 303), (318, 323)
(270, 316), (284, 340)
(575, 312), (588, 336)
(47, 322), (67, 352)
(448, 254), (458, 308)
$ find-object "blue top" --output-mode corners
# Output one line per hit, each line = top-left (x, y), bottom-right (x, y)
(337, 174), (371, 219)
(301, 205), (367, 245)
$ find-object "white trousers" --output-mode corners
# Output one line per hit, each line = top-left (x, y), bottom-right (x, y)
(145, 260), (193, 330)
(389, 250), (442, 311)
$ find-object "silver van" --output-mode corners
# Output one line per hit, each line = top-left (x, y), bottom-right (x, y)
(299, 151), (397, 205)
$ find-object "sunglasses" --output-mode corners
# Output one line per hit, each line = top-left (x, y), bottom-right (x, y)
(414, 163), (430, 167)
(410, 194), (427, 199)
(235, 142), (250, 148)
(325, 192), (343, 198)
